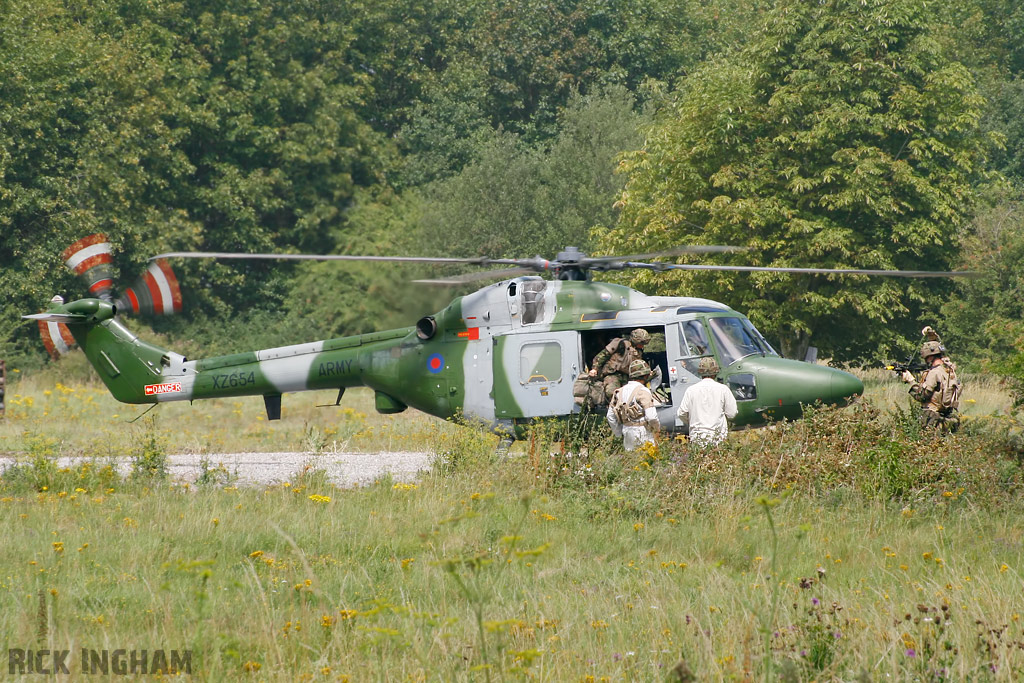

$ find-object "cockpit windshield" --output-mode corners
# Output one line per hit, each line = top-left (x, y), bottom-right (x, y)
(708, 317), (778, 366)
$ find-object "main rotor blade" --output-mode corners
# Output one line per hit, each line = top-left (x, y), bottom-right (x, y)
(586, 245), (747, 262)
(625, 262), (983, 278)
(151, 251), (524, 267)
(151, 248), (745, 269)
(413, 267), (533, 285)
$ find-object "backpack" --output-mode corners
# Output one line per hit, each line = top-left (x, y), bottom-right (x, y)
(612, 387), (646, 423)
(940, 360), (962, 414)
(573, 373), (606, 408)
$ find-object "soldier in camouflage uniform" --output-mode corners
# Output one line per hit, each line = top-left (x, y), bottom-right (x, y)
(902, 340), (962, 431)
(606, 359), (660, 451)
(589, 328), (650, 403)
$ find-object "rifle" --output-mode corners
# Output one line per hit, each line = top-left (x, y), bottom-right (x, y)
(885, 351), (928, 377)
(886, 325), (945, 378)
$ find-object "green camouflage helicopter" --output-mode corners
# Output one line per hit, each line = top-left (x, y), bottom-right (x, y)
(26, 236), (973, 437)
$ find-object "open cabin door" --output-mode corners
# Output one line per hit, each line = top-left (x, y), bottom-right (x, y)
(492, 331), (581, 418)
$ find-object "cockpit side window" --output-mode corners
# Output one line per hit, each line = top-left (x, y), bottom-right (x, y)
(521, 280), (547, 324)
(679, 319), (711, 358)
(708, 317), (775, 366)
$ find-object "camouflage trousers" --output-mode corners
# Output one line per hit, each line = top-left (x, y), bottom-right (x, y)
(921, 409), (960, 433)
(601, 373), (628, 402)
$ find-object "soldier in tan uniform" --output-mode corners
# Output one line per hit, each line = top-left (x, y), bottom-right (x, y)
(606, 360), (660, 451)
(902, 340), (962, 431)
(589, 328), (650, 402)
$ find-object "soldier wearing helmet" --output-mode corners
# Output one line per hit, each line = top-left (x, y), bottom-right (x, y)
(676, 355), (738, 448)
(902, 337), (962, 431)
(589, 329), (650, 403)
(606, 359), (660, 451)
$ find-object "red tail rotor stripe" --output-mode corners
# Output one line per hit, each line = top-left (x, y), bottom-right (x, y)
(124, 288), (140, 314)
(38, 321), (74, 359)
(89, 278), (114, 294)
(144, 270), (165, 314)
(69, 252), (113, 276)
(61, 233), (109, 262)
(153, 259), (183, 312)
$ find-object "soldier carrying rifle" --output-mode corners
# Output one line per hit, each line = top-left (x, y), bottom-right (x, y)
(895, 326), (962, 431)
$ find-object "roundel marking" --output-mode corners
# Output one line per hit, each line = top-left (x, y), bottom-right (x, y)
(427, 353), (445, 374)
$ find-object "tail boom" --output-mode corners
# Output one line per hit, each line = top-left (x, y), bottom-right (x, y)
(27, 298), (457, 420)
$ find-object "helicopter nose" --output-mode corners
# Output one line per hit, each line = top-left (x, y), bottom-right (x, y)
(830, 371), (864, 405)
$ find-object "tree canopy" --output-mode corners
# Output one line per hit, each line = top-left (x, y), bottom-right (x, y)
(0, 0), (1021, 369)
(600, 0), (994, 359)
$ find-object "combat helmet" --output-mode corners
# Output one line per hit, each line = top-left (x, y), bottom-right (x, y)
(698, 356), (719, 377)
(630, 329), (651, 345)
(919, 340), (943, 359)
(628, 359), (652, 380)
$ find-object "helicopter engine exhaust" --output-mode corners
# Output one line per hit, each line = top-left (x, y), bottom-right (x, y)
(416, 316), (437, 340)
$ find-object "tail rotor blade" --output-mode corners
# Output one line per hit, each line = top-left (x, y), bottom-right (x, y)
(117, 259), (183, 315)
(62, 234), (116, 299)
(38, 320), (76, 359)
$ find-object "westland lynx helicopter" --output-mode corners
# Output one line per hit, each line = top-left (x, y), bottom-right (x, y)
(26, 237), (974, 438)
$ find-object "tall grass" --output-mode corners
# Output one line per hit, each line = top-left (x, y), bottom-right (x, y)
(1, 368), (1023, 679)
(0, 362), (455, 458)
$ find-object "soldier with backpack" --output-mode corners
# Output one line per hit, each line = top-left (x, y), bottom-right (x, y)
(902, 340), (962, 431)
(606, 360), (660, 451)
(590, 329), (650, 403)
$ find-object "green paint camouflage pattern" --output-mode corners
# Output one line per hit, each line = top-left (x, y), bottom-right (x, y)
(28, 276), (864, 436)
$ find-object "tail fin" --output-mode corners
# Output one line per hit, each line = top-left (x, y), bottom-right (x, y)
(25, 298), (182, 404)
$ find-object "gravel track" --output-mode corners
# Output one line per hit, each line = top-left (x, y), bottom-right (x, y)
(0, 451), (435, 488)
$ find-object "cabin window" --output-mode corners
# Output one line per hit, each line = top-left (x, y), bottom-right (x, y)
(728, 373), (757, 401)
(519, 341), (562, 384)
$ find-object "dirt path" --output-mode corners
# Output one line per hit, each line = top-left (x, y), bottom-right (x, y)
(0, 451), (435, 487)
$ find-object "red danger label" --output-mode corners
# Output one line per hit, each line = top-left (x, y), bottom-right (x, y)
(144, 382), (182, 396)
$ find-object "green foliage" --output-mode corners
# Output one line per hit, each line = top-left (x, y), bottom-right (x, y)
(0, 432), (120, 494)
(432, 414), (500, 476)
(987, 78), (1024, 183)
(528, 399), (1024, 515)
(602, 0), (994, 361)
(0, 0), (387, 361)
(130, 416), (168, 479)
(3, 378), (1024, 677)
(0, 0), (1021, 375)
(943, 190), (1024, 398)
(409, 0), (702, 145)
(195, 457), (237, 487)
(414, 86), (648, 259)
(394, 0), (712, 186)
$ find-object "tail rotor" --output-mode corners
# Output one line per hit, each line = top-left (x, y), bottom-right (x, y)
(38, 234), (184, 359)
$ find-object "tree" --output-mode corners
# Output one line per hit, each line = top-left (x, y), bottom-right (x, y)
(395, 0), (709, 187)
(0, 0), (389, 363)
(413, 86), (648, 259)
(0, 0), (192, 363)
(600, 0), (994, 360)
(942, 189), (1024, 366)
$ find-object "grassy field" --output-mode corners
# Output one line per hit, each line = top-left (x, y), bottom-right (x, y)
(1, 363), (1024, 680)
